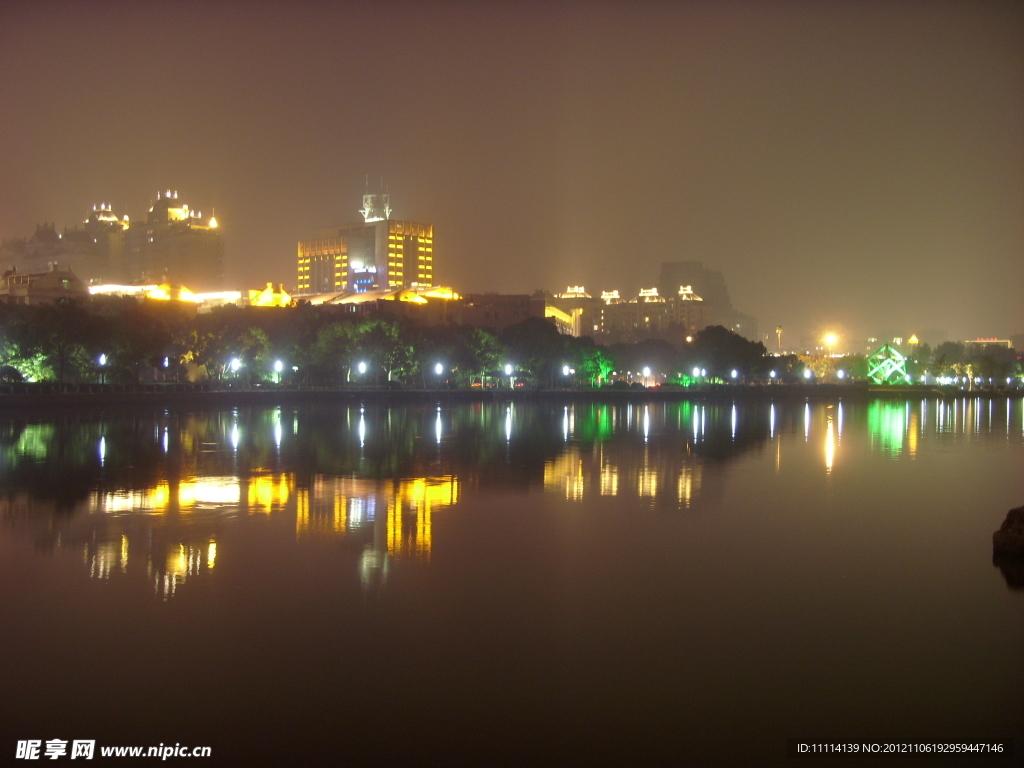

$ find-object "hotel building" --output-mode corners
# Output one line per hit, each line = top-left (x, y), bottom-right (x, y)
(297, 192), (433, 295)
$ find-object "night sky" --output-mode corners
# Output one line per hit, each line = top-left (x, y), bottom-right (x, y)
(1, 0), (1021, 343)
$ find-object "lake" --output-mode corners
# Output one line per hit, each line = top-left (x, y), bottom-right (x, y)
(1, 396), (1021, 765)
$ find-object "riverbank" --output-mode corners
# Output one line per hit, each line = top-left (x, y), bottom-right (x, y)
(0, 382), (1018, 409)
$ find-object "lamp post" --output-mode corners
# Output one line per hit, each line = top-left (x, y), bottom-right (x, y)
(504, 363), (513, 389)
(434, 362), (444, 389)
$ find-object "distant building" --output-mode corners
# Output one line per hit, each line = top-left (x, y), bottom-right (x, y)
(457, 293), (579, 335)
(0, 265), (88, 305)
(658, 260), (756, 339)
(296, 191), (433, 295)
(121, 191), (223, 292)
(964, 338), (1012, 349)
(0, 205), (128, 285)
(598, 286), (705, 344)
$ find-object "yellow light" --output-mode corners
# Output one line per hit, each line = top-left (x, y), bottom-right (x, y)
(824, 333), (837, 347)
(208, 216), (218, 228)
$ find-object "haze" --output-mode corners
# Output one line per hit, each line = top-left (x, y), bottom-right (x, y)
(1, 0), (1021, 343)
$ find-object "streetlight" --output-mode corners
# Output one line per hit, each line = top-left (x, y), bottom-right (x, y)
(770, 370), (776, 379)
(730, 369), (738, 380)
(274, 359), (283, 384)
(435, 362), (444, 375)
(692, 367), (700, 378)
(562, 364), (570, 376)
(504, 363), (513, 389)
(803, 368), (813, 380)
(230, 358), (242, 373)
(837, 369), (845, 380)
(642, 366), (651, 386)
(358, 361), (367, 375)
(98, 354), (107, 385)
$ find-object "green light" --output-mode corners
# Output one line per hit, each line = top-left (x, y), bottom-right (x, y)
(867, 402), (904, 457)
(867, 345), (908, 384)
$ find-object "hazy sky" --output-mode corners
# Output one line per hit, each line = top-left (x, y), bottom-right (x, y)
(1, 0), (1021, 343)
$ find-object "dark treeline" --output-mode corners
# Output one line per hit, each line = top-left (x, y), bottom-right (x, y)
(0, 298), (767, 387)
(0, 297), (1016, 387)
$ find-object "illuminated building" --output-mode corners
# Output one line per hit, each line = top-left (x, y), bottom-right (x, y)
(296, 191), (433, 294)
(598, 286), (705, 344)
(248, 283), (292, 307)
(122, 190), (223, 292)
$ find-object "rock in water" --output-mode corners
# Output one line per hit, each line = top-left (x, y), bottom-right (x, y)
(993, 506), (1024, 555)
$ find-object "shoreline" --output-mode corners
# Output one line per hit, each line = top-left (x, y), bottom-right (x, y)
(0, 383), (1018, 410)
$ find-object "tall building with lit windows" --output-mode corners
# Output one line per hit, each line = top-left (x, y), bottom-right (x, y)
(296, 192), (433, 296)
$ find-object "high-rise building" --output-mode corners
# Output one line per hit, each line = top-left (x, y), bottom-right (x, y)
(297, 191), (433, 296)
(122, 190), (223, 291)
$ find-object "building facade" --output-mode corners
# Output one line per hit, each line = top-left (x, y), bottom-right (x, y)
(122, 191), (223, 291)
(297, 192), (433, 296)
(598, 286), (705, 345)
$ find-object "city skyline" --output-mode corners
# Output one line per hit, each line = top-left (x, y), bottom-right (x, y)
(1, 1), (1021, 343)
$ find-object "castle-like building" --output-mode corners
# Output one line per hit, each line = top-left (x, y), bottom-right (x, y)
(0, 191), (224, 292)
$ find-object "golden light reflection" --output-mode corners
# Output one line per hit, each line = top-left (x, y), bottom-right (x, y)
(155, 540), (217, 600)
(677, 464), (701, 508)
(247, 474), (292, 514)
(908, 411), (918, 458)
(544, 450), (585, 501)
(295, 475), (458, 562)
(825, 417), (835, 475)
(600, 460), (618, 496)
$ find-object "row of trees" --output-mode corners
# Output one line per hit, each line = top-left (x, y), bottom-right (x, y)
(1, 297), (1017, 387)
(0, 298), (620, 387)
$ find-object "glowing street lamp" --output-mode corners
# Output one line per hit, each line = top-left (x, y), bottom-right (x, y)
(357, 361), (367, 375)
(504, 364), (512, 376)
(692, 367), (700, 378)
(562, 365), (570, 376)
(803, 368), (813, 380)
(823, 333), (837, 354)
(837, 369), (846, 380)
(769, 370), (777, 379)
(230, 358), (242, 373)
(274, 359), (283, 384)
(435, 362), (444, 376)
(642, 366), (651, 386)
(730, 369), (738, 380)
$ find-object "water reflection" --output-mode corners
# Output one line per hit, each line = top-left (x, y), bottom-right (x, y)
(0, 398), (1020, 597)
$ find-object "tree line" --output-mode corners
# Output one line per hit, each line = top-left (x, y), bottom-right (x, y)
(0, 297), (1016, 387)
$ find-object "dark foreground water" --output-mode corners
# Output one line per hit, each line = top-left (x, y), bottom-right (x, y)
(0, 397), (1021, 766)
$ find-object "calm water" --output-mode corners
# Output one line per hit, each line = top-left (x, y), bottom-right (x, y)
(1, 397), (1022, 766)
